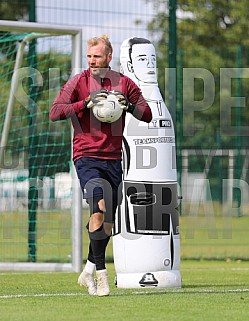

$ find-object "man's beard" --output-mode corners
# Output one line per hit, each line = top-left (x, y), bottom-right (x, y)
(90, 66), (109, 77)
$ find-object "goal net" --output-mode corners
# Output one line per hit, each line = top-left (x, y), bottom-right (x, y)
(0, 20), (82, 272)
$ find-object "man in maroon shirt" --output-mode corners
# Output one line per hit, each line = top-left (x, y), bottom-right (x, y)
(50, 34), (152, 296)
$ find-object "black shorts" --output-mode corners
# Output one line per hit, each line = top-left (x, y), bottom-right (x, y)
(74, 157), (123, 220)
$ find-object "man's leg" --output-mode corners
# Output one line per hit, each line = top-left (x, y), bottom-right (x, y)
(77, 241), (97, 295)
(85, 243), (96, 273)
(88, 198), (112, 296)
(75, 158), (110, 295)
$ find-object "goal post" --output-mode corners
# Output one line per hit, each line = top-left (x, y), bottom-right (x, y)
(0, 20), (83, 272)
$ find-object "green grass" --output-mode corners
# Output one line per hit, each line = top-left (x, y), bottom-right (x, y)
(180, 214), (249, 260)
(1, 204), (248, 320)
(0, 261), (249, 321)
(0, 210), (72, 262)
(1, 208), (249, 263)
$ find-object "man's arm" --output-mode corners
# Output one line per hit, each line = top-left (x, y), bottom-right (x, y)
(123, 77), (152, 123)
(49, 74), (84, 122)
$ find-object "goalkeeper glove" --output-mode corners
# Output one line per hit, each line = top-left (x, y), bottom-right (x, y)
(84, 89), (108, 108)
(111, 90), (135, 113)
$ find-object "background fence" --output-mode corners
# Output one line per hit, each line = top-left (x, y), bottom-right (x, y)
(0, 0), (248, 265)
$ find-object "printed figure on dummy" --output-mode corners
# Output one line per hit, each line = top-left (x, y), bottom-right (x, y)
(112, 37), (181, 288)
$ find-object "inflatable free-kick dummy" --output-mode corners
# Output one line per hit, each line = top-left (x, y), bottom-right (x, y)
(113, 38), (181, 288)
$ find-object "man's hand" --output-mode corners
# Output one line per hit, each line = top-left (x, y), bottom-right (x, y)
(111, 90), (135, 113)
(84, 89), (108, 108)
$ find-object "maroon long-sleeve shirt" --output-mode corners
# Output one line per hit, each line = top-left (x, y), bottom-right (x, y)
(49, 68), (152, 162)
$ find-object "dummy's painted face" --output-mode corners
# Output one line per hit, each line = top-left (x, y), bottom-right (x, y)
(129, 43), (157, 83)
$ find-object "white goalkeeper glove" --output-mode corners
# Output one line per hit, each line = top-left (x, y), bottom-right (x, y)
(110, 90), (135, 113)
(84, 89), (108, 108)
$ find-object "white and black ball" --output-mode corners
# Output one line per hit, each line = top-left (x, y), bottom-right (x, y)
(92, 93), (123, 123)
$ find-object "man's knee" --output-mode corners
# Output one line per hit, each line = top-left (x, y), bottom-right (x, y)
(97, 199), (106, 213)
(87, 195), (105, 215)
(89, 212), (104, 232)
(89, 224), (109, 240)
(103, 222), (113, 236)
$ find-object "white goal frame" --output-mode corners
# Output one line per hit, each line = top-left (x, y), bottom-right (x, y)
(0, 20), (83, 272)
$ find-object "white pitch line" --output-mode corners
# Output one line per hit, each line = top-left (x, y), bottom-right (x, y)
(131, 288), (249, 295)
(0, 293), (87, 299)
(0, 288), (249, 299)
(181, 267), (249, 272)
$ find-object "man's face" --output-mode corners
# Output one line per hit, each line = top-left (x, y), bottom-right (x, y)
(130, 43), (157, 83)
(87, 42), (112, 77)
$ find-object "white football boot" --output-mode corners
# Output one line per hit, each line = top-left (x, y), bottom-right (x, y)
(96, 269), (110, 296)
(78, 270), (97, 296)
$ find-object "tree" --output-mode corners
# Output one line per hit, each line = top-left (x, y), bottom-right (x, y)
(0, 0), (29, 56)
(144, 0), (249, 150)
(0, 0), (29, 21)
(143, 0), (249, 199)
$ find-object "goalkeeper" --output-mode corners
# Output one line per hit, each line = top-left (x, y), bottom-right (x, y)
(49, 34), (152, 296)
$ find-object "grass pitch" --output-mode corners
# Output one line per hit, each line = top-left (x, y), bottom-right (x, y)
(0, 260), (248, 321)
(1, 209), (249, 263)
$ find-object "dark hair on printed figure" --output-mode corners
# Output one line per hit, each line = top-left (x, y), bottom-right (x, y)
(128, 38), (151, 61)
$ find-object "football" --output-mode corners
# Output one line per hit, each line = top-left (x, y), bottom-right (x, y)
(92, 93), (123, 123)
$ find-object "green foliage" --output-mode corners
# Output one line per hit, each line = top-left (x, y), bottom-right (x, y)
(0, 33), (72, 176)
(0, 0), (29, 21)
(0, 0), (29, 55)
(143, 1), (249, 201)
(145, 0), (249, 150)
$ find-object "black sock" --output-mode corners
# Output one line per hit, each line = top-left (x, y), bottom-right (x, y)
(87, 243), (95, 264)
(88, 225), (111, 270)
